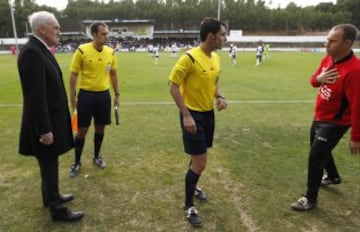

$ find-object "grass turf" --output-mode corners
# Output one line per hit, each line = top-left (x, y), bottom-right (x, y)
(0, 51), (359, 231)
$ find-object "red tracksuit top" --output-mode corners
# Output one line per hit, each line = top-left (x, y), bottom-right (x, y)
(310, 51), (360, 142)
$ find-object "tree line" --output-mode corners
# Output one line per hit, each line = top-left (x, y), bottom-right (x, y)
(0, 0), (359, 38)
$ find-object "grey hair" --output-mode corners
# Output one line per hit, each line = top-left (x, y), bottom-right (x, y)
(28, 11), (56, 33)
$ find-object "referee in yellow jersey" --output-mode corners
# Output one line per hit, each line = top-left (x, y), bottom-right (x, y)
(169, 17), (227, 227)
(69, 22), (119, 177)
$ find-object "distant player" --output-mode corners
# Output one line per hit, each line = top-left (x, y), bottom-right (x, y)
(228, 44), (233, 57)
(230, 45), (237, 66)
(170, 43), (177, 57)
(10, 45), (16, 56)
(153, 46), (159, 64)
(263, 43), (270, 60)
(255, 42), (264, 66)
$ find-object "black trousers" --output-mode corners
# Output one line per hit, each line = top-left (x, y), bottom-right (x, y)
(306, 121), (349, 202)
(36, 155), (60, 206)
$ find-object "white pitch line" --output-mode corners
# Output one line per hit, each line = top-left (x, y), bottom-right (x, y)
(0, 104), (22, 107)
(119, 100), (315, 105)
(228, 100), (314, 104)
(0, 100), (314, 108)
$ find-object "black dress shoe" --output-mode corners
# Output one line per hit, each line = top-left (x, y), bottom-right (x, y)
(59, 194), (74, 204)
(43, 194), (74, 207)
(50, 206), (84, 222)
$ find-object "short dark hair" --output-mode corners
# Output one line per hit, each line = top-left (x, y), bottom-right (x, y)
(199, 17), (226, 42)
(333, 24), (359, 42)
(90, 22), (107, 35)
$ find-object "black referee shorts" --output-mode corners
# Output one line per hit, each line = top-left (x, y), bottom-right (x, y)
(77, 89), (111, 127)
(180, 109), (214, 155)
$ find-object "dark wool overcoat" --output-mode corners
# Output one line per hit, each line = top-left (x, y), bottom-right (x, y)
(17, 36), (74, 158)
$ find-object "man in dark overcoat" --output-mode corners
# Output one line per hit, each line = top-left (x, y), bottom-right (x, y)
(17, 11), (84, 222)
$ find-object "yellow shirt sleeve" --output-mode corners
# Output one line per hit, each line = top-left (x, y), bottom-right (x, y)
(169, 54), (194, 85)
(111, 50), (117, 70)
(69, 46), (85, 74)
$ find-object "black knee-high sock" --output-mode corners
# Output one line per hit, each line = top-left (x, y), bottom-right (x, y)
(185, 169), (200, 208)
(74, 137), (85, 164)
(188, 160), (199, 191)
(94, 133), (104, 158)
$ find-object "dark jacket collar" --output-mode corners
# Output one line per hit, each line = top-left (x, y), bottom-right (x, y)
(332, 50), (354, 65)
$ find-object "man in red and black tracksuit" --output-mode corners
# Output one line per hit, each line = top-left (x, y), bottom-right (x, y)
(291, 24), (360, 211)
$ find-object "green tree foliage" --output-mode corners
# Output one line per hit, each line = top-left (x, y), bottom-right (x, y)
(0, 0), (12, 37)
(1, 0), (359, 38)
(14, 0), (58, 37)
(337, 0), (360, 28)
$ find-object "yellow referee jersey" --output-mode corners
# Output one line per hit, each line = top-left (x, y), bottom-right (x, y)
(70, 42), (117, 91)
(169, 46), (221, 112)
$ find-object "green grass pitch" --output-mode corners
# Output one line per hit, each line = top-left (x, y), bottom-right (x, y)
(0, 51), (359, 231)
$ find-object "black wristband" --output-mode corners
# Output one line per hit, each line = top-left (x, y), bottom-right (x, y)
(216, 95), (225, 100)
(115, 92), (120, 96)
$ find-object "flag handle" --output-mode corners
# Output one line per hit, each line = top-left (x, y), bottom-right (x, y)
(114, 106), (119, 125)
